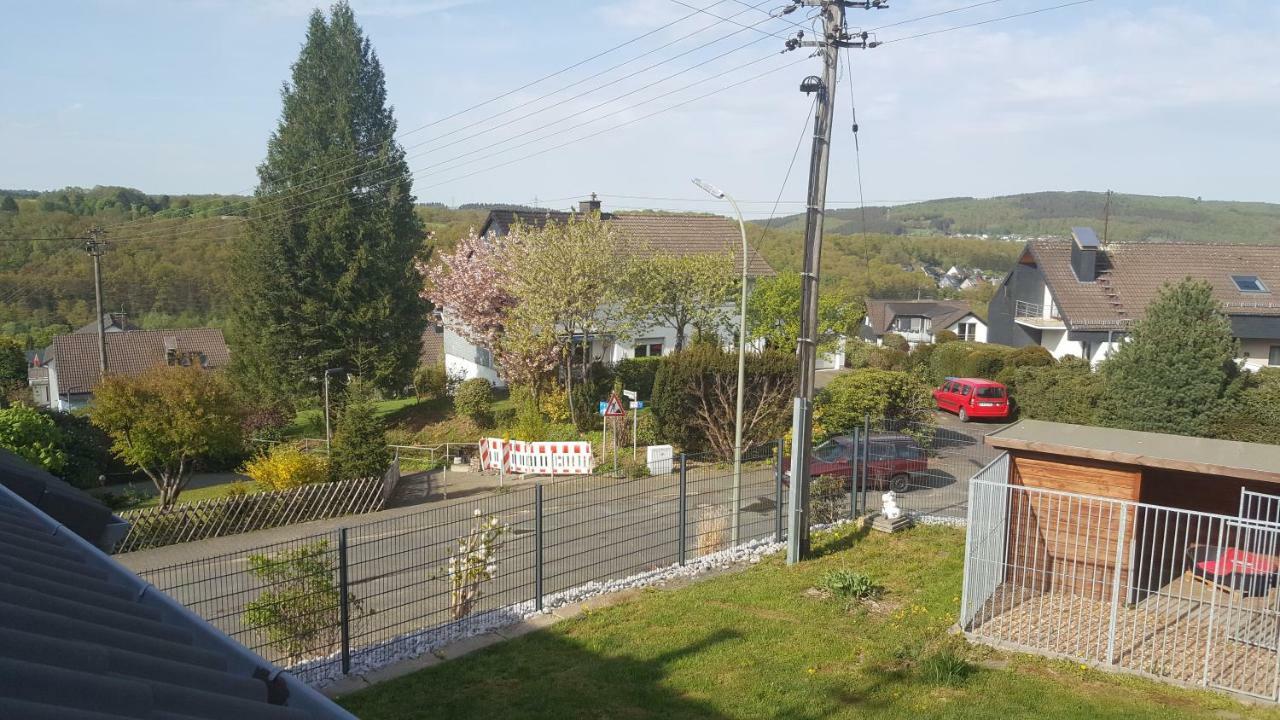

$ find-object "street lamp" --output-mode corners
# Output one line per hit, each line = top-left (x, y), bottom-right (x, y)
(692, 177), (749, 545)
(323, 368), (346, 449)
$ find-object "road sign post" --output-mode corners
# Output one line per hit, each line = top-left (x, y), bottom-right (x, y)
(604, 392), (626, 474)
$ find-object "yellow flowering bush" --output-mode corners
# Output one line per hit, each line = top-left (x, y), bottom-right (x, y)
(243, 444), (329, 492)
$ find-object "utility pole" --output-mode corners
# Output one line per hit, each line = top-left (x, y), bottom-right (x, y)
(84, 227), (109, 374)
(784, 0), (885, 564)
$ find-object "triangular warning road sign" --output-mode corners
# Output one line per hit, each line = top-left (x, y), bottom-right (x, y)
(603, 392), (625, 417)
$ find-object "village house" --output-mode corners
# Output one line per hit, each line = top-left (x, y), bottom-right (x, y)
(987, 227), (1280, 368)
(425, 196), (846, 387)
(31, 327), (230, 410)
(859, 298), (987, 348)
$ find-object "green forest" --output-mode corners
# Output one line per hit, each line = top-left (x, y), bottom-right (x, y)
(4, 186), (1280, 350)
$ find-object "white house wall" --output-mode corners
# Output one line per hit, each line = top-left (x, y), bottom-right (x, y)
(944, 314), (988, 343)
(1240, 339), (1279, 371)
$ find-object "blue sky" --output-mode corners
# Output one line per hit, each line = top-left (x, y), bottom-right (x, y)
(2, 0), (1278, 214)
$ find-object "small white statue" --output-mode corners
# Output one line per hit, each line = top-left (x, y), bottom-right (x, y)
(882, 491), (901, 520)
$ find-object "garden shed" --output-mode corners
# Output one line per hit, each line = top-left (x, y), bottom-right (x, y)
(962, 420), (1280, 701)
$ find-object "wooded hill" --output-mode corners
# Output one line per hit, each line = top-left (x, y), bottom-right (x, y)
(5, 186), (1278, 350)
(754, 191), (1280, 245)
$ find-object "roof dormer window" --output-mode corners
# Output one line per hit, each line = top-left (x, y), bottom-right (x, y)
(1231, 275), (1269, 293)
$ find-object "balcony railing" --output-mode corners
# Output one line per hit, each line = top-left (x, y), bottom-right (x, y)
(1013, 300), (1065, 328)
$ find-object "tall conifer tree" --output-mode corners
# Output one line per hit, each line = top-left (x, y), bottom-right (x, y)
(232, 2), (425, 400)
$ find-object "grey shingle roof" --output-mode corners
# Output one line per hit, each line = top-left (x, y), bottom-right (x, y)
(0, 449), (353, 720)
(51, 328), (231, 396)
(1028, 239), (1280, 330)
(479, 207), (775, 277)
(864, 299), (975, 336)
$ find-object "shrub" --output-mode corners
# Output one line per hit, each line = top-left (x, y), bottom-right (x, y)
(815, 369), (932, 439)
(1008, 358), (1104, 425)
(1210, 368), (1280, 445)
(651, 345), (794, 456)
(45, 409), (119, 488)
(538, 385), (572, 424)
(811, 474), (849, 524)
(960, 346), (1012, 379)
(440, 509), (507, 620)
(865, 347), (909, 371)
(927, 341), (984, 384)
(933, 329), (959, 344)
(243, 444), (328, 491)
(634, 410), (660, 446)
(880, 332), (909, 353)
(455, 378), (494, 427)
(0, 404), (68, 474)
(412, 364), (450, 403)
(243, 541), (360, 662)
(241, 406), (290, 444)
(614, 357), (660, 400)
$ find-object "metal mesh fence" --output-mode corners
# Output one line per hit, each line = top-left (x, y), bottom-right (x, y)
(135, 442), (792, 686)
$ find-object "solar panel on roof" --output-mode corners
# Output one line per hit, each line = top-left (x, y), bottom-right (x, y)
(1071, 226), (1100, 248)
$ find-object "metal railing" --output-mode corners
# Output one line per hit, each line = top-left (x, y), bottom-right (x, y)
(963, 475), (1280, 702)
(114, 474), (388, 553)
(135, 443), (792, 685)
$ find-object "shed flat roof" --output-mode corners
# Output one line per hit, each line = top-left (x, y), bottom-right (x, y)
(986, 420), (1280, 484)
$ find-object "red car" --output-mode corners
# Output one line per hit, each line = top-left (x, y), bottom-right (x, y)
(785, 432), (927, 494)
(933, 377), (1010, 422)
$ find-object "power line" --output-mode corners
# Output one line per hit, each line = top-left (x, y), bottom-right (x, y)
(121, 10), (792, 243)
(869, 0), (1005, 31)
(880, 0), (1094, 44)
(104, 1), (780, 241)
(755, 96), (818, 247)
(135, 50), (804, 244)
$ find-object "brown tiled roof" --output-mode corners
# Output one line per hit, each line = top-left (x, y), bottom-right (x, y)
(50, 328), (230, 396)
(864, 299), (974, 335)
(480, 208), (774, 277)
(1028, 240), (1280, 330)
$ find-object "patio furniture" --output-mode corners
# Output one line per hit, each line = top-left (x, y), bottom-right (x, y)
(1186, 544), (1279, 598)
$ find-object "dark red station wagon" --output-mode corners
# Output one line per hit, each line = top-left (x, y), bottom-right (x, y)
(785, 432), (927, 494)
(933, 377), (1010, 422)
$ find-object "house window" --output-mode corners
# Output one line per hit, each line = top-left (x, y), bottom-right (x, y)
(1270, 346), (1280, 366)
(1232, 275), (1269, 293)
(955, 322), (977, 342)
(634, 340), (663, 358)
(476, 347), (493, 368)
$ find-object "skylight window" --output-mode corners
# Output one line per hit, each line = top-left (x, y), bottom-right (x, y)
(1231, 275), (1269, 293)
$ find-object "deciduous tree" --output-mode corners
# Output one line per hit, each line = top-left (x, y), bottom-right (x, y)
(747, 272), (862, 355)
(90, 366), (243, 509)
(627, 250), (735, 351)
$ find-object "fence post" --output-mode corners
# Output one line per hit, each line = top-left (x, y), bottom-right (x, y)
(861, 414), (871, 514)
(678, 453), (688, 566)
(338, 527), (351, 675)
(774, 439), (784, 543)
(535, 483), (544, 611)
(1105, 504), (1128, 666)
(849, 427), (860, 520)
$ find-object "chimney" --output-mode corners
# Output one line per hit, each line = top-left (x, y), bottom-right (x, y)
(579, 192), (601, 215)
(1070, 226), (1100, 282)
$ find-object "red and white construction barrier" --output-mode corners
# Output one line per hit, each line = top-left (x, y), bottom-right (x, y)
(479, 438), (595, 475)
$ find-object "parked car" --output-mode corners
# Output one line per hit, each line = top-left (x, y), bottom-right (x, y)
(784, 432), (927, 494)
(933, 377), (1010, 422)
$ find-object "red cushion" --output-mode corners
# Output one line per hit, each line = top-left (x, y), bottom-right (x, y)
(1197, 547), (1277, 577)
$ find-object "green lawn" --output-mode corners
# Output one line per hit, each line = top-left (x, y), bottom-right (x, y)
(284, 396), (424, 440)
(97, 477), (264, 510)
(340, 524), (1279, 720)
